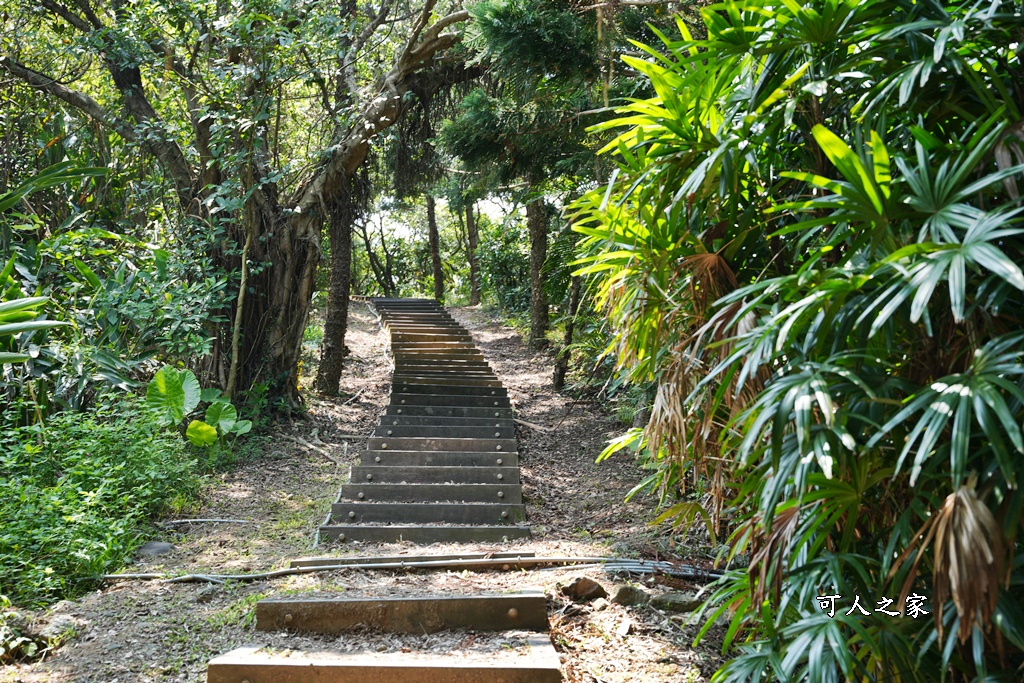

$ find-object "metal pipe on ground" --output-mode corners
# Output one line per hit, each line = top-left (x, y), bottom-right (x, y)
(102, 556), (724, 584)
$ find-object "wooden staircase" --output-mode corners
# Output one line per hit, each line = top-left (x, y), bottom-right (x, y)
(205, 300), (561, 682)
(319, 298), (530, 544)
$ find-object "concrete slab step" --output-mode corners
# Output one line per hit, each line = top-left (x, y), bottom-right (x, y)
(331, 502), (526, 524)
(289, 551), (535, 568)
(391, 378), (505, 391)
(377, 415), (515, 428)
(392, 365), (495, 373)
(208, 636), (560, 683)
(371, 426), (513, 439)
(368, 436), (516, 452)
(256, 593), (547, 634)
(390, 393), (512, 408)
(385, 405), (514, 419)
(340, 483), (521, 504)
(351, 465), (519, 483)
(319, 524), (531, 543)
(362, 451), (516, 467)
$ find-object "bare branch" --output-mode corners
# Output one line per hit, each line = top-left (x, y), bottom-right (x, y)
(0, 56), (136, 141)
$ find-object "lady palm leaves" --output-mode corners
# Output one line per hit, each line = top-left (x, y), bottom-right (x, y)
(575, 0), (1024, 679)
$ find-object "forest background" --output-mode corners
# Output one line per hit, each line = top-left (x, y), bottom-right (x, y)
(2, 0), (1024, 680)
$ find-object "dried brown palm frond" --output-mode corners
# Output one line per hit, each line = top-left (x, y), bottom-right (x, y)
(682, 251), (739, 317)
(889, 478), (1009, 643)
(747, 505), (801, 606)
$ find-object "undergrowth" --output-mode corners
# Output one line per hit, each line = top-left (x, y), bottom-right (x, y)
(0, 396), (200, 607)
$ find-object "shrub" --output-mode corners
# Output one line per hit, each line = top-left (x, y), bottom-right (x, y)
(575, 1), (1024, 678)
(0, 397), (198, 607)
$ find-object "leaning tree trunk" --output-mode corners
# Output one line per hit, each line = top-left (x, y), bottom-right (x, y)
(466, 202), (480, 305)
(314, 199), (356, 394)
(526, 196), (549, 350)
(553, 275), (581, 390)
(427, 195), (444, 302)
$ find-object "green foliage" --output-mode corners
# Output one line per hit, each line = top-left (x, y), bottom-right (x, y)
(145, 366), (252, 468)
(575, 0), (1024, 678)
(468, 0), (599, 92)
(0, 398), (199, 607)
(478, 212), (531, 313)
(0, 595), (47, 663)
(146, 366), (202, 427)
(0, 294), (67, 364)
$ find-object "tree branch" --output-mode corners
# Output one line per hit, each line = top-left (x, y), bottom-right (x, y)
(291, 7), (471, 215)
(39, 0), (92, 32)
(0, 56), (137, 141)
(351, 0), (392, 56)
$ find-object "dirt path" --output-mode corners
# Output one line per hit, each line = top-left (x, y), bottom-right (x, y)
(3, 304), (723, 683)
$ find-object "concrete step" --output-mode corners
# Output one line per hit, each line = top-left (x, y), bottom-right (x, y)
(371, 425), (513, 439)
(208, 641), (560, 682)
(256, 593), (547, 634)
(391, 379), (505, 392)
(390, 333), (474, 343)
(392, 364), (495, 373)
(351, 465), (519, 483)
(385, 405), (514, 419)
(331, 502), (525, 524)
(319, 524), (531, 543)
(368, 436), (516, 452)
(340, 483), (521, 504)
(289, 551), (535, 568)
(378, 415), (515, 428)
(390, 393), (512, 408)
(362, 451), (516, 467)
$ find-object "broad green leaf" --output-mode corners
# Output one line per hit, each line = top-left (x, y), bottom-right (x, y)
(146, 366), (187, 427)
(231, 420), (253, 436)
(186, 420), (219, 447)
(201, 388), (223, 402)
(205, 401), (237, 435)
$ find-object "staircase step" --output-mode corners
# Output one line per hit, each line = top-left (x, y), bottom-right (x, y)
(391, 378), (505, 391)
(351, 465), (519, 484)
(369, 436), (516, 452)
(207, 636), (560, 683)
(256, 593), (547, 634)
(390, 393), (512, 408)
(378, 415), (515, 428)
(320, 524), (531, 543)
(371, 426), (513, 439)
(289, 551), (535, 568)
(386, 405), (513, 419)
(332, 502), (525, 524)
(340, 483), (521, 504)
(362, 451), (516, 467)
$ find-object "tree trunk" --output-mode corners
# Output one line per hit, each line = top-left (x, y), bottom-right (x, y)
(314, 200), (355, 394)
(466, 202), (480, 305)
(427, 195), (444, 302)
(526, 196), (549, 350)
(553, 275), (581, 390)
(7, 2), (472, 407)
